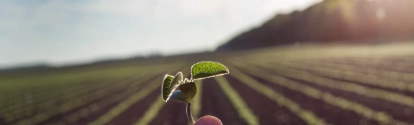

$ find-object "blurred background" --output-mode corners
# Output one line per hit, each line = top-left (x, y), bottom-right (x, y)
(2, 0), (414, 125)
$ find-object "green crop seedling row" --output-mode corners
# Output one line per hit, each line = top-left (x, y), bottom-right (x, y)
(275, 61), (414, 91)
(227, 66), (327, 125)
(251, 61), (414, 108)
(214, 76), (259, 125)
(10, 63), (185, 125)
(294, 60), (414, 82)
(233, 63), (410, 125)
(86, 64), (186, 125)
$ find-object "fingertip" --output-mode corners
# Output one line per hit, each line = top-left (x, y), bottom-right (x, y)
(194, 115), (223, 125)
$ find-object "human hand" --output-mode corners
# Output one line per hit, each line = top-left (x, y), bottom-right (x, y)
(194, 115), (223, 125)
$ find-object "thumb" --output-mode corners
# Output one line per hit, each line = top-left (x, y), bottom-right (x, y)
(194, 115), (223, 125)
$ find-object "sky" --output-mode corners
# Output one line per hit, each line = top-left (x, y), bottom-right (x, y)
(0, 0), (321, 68)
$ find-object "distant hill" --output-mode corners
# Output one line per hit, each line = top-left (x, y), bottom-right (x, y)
(0, 64), (51, 75)
(217, 0), (414, 51)
(0, 51), (218, 76)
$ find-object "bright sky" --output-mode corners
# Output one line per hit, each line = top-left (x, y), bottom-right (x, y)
(0, 0), (321, 68)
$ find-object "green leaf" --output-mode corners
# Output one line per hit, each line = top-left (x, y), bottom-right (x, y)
(166, 72), (183, 102)
(170, 72), (183, 88)
(179, 82), (197, 101)
(169, 90), (188, 103)
(191, 61), (229, 80)
(161, 74), (174, 101)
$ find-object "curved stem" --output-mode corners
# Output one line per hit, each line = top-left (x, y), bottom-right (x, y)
(186, 102), (195, 124)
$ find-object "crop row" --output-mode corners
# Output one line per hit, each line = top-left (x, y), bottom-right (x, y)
(12, 72), (157, 125)
(0, 63), (175, 110)
(226, 66), (326, 125)
(230, 62), (410, 125)
(4, 63), (186, 125)
(254, 61), (414, 108)
(293, 60), (414, 82)
(214, 76), (259, 125)
(275, 61), (414, 91)
(303, 57), (414, 73)
(85, 65), (188, 125)
(2, 75), (139, 122)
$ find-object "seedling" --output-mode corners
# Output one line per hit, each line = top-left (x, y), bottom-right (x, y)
(161, 61), (229, 124)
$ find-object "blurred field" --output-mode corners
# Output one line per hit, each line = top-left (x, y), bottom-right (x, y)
(1, 42), (414, 125)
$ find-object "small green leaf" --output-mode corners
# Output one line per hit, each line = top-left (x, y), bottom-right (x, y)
(169, 90), (188, 103)
(191, 61), (229, 80)
(179, 82), (197, 101)
(161, 74), (174, 101)
(166, 72), (183, 101)
(170, 72), (183, 88)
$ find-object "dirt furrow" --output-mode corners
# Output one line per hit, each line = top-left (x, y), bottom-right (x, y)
(238, 69), (379, 125)
(34, 75), (155, 125)
(286, 76), (414, 123)
(105, 86), (161, 125)
(225, 75), (307, 125)
(197, 78), (248, 125)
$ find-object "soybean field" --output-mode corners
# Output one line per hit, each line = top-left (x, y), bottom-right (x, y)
(2, 42), (414, 125)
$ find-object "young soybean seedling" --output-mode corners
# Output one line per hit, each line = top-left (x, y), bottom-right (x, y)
(161, 61), (229, 124)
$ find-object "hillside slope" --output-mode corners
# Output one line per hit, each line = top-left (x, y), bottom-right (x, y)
(217, 0), (414, 51)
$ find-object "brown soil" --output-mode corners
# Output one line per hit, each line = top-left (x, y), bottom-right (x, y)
(226, 75), (307, 125)
(280, 72), (414, 123)
(106, 85), (161, 125)
(281, 62), (414, 99)
(147, 96), (188, 125)
(198, 78), (248, 125)
(241, 68), (379, 125)
(35, 75), (158, 125)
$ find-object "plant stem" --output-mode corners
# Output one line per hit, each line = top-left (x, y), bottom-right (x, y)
(186, 102), (195, 125)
